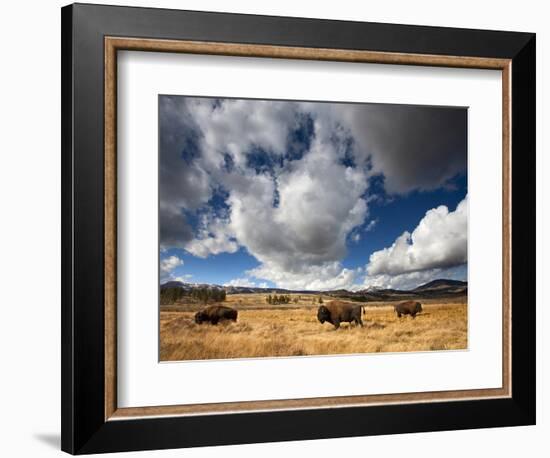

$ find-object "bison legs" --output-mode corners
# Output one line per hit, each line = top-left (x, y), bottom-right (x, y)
(355, 318), (364, 327)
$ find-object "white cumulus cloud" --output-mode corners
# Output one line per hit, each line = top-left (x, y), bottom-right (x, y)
(189, 97), (299, 169)
(226, 139), (368, 270)
(248, 262), (361, 291)
(184, 214), (239, 258)
(222, 118), (369, 290)
(366, 196), (467, 277)
(223, 277), (258, 288)
(160, 255), (184, 273)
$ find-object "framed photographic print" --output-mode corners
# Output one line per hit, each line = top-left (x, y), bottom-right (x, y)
(156, 94), (469, 362)
(61, 3), (536, 454)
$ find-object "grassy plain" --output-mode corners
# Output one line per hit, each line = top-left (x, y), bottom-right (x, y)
(160, 294), (467, 361)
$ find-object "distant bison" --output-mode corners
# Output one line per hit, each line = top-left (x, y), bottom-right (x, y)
(317, 301), (364, 329)
(194, 305), (238, 325)
(394, 301), (423, 319)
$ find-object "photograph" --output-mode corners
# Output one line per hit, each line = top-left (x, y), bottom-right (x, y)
(158, 95), (468, 361)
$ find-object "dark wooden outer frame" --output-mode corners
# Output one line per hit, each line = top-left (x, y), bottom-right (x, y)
(62, 3), (535, 454)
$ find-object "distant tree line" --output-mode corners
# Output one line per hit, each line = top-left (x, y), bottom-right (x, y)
(160, 287), (186, 305)
(160, 286), (226, 305)
(266, 294), (292, 305)
(191, 287), (226, 304)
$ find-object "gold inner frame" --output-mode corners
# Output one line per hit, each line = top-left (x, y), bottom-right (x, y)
(104, 37), (512, 421)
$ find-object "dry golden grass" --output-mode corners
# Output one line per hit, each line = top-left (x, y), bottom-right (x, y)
(160, 299), (467, 361)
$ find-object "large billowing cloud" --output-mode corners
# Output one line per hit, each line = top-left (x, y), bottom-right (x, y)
(248, 262), (360, 291)
(159, 97), (303, 251)
(188, 97), (299, 169)
(362, 197), (468, 288)
(159, 96), (467, 290)
(226, 127), (368, 274)
(332, 103), (467, 194)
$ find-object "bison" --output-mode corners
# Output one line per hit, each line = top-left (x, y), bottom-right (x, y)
(194, 305), (238, 325)
(394, 301), (423, 319)
(317, 301), (364, 329)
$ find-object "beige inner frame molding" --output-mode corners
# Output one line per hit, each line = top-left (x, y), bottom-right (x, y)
(104, 36), (512, 421)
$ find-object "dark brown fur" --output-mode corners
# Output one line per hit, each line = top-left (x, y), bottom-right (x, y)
(394, 300), (423, 319)
(195, 305), (238, 325)
(317, 301), (364, 329)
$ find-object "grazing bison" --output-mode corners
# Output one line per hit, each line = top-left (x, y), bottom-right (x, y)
(194, 305), (238, 325)
(394, 301), (423, 319)
(317, 301), (364, 329)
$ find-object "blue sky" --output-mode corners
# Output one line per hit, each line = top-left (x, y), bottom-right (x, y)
(159, 96), (467, 291)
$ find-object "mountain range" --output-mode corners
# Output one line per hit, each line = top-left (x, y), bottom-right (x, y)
(160, 278), (467, 301)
